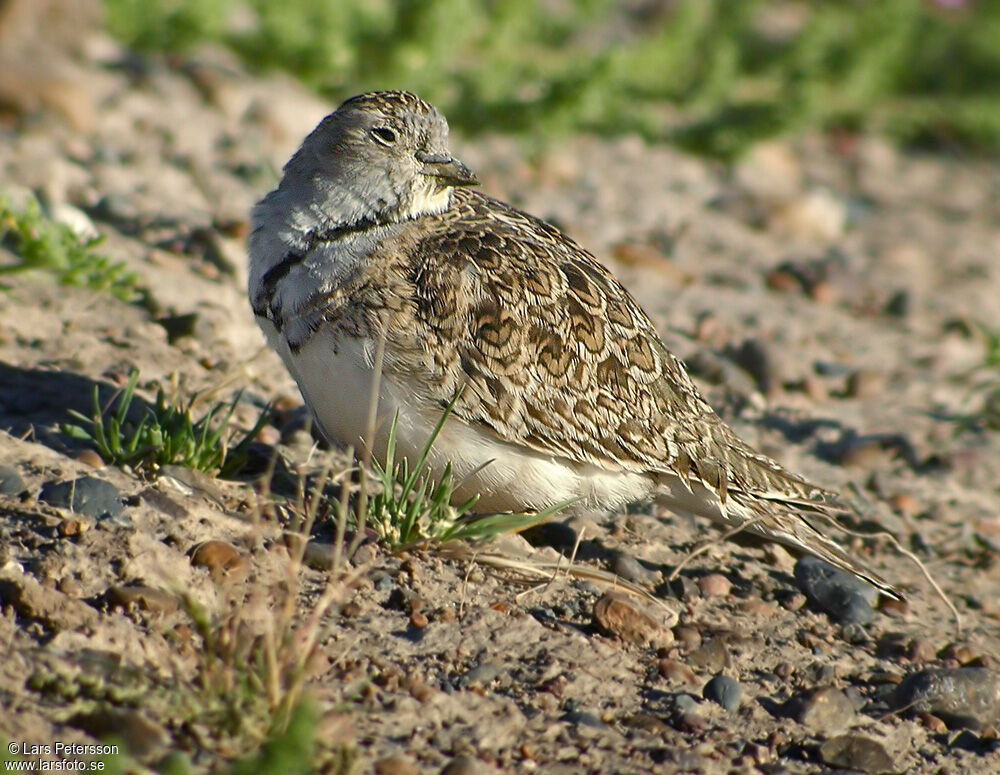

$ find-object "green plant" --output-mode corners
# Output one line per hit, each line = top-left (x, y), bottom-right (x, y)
(103, 0), (1000, 158)
(365, 403), (568, 549)
(0, 196), (142, 301)
(62, 371), (268, 476)
(954, 323), (1000, 433)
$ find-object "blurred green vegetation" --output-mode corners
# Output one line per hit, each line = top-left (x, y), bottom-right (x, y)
(104, 0), (1000, 157)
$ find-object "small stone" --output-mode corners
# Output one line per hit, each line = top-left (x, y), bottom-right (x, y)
(0, 465), (25, 495)
(403, 675), (433, 702)
(672, 625), (702, 650)
(765, 269), (802, 294)
(697, 574), (732, 597)
(658, 659), (699, 687)
(919, 712), (948, 734)
(612, 553), (660, 586)
(787, 687), (857, 734)
(107, 585), (178, 614)
(819, 735), (896, 774)
(39, 477), (123, 521)
(878, 596), (910, 619)
(687, 637), (730, 673)
(301, 540), (335, 571)
(374, 756), (418, 775)
(703, 675), (742, 712)
(592, 592), (672, 647)
(888, 493), (920, 519)
(845, 370), (886, 399)
(0, 575), (98, 631)
(57, 578), (82, 597)
(938, 643), (975, 664)
(341, 601), (363, 618)
(907, 639), (937, 664)
(440, 756), (479, 775)
(892, 668), (1000, 730)
(74, 450), (105, 468)
(409, 612), (429, 629)
(673, 694), (700, 714)
(190, 540), (249, 584)
(802, 375), (829, 402)
(57, 518), (88, 537)
(794, 556), (875, 625)
(460, 663), (503, 689)
(780, 592), (808, 612)
(775, 662), (795, 681)
(808, 281), (839, 305)
(727, 337), (782, 398)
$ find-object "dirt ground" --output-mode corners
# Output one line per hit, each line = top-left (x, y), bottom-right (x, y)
(2, 18), (1000, 775)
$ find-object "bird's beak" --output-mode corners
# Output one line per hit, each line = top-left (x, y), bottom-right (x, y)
(416, 151), (478, 187)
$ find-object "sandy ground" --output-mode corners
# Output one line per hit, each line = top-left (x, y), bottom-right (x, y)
(2, 20), (1000, 775)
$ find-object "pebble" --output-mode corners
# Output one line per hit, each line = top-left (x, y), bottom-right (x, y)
(907, 639), (937, 664)
(845, 369), (886, 399)
(794, 556), (875, 625)
(726, 337), (782, 398)
(687, 637), (731, 673)
(658, 659), (699, 687)
(892, 668), (1000, 730)
(672, 694), (701, 714)
(409, 612), (429, 629)
(189, 540), (249, 584)
(439, 757), (479, 775)
(787, 687), (857, 734)
(460, 663), (503, 689)
(819, 735), (896, 774)
(703, 675), (742, 712)
(374, 755), (419, 775)
(39, 477), (123, 521)
(672, 625), (702, 650)
(592, 591), (671, 647)
(696, 573), (732, 597)
(612, 552), (661, 586)
(74, 450), (105, 468)
(0, 465), (25, 495)
(107, 585), (178, 614)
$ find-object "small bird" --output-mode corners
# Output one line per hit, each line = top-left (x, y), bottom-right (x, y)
(249, 90), (896, 597)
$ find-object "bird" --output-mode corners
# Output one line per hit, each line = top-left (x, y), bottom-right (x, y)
(248, 90), (897, 598)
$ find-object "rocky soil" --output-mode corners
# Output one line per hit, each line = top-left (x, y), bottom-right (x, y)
(2, 14), (1000, 775)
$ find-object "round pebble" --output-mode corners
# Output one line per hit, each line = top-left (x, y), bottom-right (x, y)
(39, 477), (123, 521)
(820, 735), (896, 774)
(697, 573), (732, 597)
(189, 540), (249, 583)
(703, 675), (742, 712)
(892, 668), (1000, 730)
(794, 556), (875, 625)
(787, 686), (856, 734)
(0, 466), (26, 495)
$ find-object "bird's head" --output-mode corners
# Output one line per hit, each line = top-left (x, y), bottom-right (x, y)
(281, 90), (477, 228)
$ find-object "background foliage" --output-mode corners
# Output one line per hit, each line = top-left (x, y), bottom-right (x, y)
(104, 0), (1000, 157)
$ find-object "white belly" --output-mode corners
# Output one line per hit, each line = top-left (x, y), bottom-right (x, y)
(267, 325), (654, 514)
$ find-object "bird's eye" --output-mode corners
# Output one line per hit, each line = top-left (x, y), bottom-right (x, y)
(370, 126), (397, 146)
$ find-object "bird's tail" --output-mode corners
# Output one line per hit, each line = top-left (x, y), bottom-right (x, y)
(735, 494), (901, 600)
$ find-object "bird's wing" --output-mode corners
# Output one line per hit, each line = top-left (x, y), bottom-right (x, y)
(399, 190), (823, 500)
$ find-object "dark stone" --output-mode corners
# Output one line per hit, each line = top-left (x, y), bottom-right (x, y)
(794, 556), (875, 625)
(0, 465), (25, 495)
(39, 477), (123, 521)
(703, 675), (742, 712)
(820, 735), (896, 773)
(892, 668), (1000, 730)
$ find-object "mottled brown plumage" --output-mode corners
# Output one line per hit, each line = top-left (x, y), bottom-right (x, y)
(249, 90), (897, 598)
